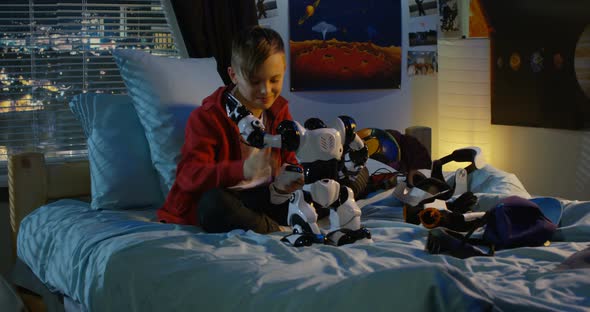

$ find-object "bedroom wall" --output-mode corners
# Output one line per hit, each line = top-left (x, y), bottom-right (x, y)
(270, 1), (589, 200)
(491, 126), (590, 200)
(439, 38), (590, 200)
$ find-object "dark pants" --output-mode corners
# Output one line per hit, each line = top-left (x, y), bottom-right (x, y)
(197, 171), (368, 234)
(198, 186), (289, 234)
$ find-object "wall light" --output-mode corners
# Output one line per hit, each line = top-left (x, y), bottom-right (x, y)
(437, 38), (491, 170)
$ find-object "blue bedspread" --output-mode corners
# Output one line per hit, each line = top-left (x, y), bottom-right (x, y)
(17, 166), (590, 311)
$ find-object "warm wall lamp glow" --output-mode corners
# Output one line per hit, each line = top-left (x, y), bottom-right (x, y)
(437, 39), (491, 171)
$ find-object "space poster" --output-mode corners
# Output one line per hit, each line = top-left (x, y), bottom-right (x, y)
(288, 0), (402, 91)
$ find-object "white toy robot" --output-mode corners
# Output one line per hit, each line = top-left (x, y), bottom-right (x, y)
(225, 91), (371, 246)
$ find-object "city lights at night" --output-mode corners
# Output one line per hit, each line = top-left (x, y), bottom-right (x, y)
(0, 1), (177, 162)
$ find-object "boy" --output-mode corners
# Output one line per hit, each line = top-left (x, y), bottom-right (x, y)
(157, 26), (303, 233)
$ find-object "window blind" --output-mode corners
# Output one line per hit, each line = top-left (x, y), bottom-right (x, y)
(0, 0), (180, 175)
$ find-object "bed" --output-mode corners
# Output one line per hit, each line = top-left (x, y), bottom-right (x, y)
(7, 49), (590, 312)
(8, 152), (590, 312)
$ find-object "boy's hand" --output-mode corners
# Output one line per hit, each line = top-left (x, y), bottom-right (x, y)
(273, 164), (305, 194)
(243, 148), (272, 180)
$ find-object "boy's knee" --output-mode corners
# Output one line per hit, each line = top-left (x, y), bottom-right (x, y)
(198, 188), (231, 233)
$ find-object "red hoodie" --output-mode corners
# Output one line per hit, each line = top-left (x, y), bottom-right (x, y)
(157, 86), (298, 225)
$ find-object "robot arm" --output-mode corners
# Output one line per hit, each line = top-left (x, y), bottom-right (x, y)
(344, 134), (369, 173)
(225, 92), (366, 172)
(331, 116), (369, 174)
(225, 91), (266, 148)
(225, 91), (301, 151)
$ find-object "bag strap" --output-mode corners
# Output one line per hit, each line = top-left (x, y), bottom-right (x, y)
(426, 211), (496, 259)
(461, 217), (495, 256)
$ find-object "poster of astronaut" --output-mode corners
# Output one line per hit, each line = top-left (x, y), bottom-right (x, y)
(288, 0), (402, 91)
(438, 0), (462, 38)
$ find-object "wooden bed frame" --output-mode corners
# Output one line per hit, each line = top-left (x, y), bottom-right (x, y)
(7, 125), (431, 311)
(8, 153), (90, 312)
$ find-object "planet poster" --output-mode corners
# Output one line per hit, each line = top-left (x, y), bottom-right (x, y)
(483, 0), (590, 130)
(288, 0), (402, 91)
(575, 25), (590, 100)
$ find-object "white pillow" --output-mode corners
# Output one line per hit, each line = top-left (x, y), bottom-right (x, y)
(112, 49), (224, 194)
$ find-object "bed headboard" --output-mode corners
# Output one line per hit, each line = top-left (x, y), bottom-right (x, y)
(8, 152), (91, 259)
(7, 126), (431, 259)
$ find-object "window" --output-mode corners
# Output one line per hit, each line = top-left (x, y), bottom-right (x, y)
(0, 0), (182, 177)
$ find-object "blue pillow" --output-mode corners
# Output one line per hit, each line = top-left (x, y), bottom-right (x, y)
(112, 49), (223, 194)
(69, 93), (165, 210)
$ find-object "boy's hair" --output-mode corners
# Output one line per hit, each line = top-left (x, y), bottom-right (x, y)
(231, 26), (285, 81)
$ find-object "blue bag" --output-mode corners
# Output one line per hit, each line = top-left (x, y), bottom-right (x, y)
(426, 196), (559, 258)
(483, 196), (557, 250)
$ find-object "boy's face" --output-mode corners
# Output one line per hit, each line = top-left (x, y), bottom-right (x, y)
(229, 52), (286, 116)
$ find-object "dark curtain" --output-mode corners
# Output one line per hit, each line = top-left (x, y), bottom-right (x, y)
(170, 0), (258, 85)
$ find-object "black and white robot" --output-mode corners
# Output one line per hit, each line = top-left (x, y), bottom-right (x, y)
(225, 91), (371, 246)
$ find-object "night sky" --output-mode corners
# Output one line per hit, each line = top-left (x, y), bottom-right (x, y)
(288, 0), (401, 47)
